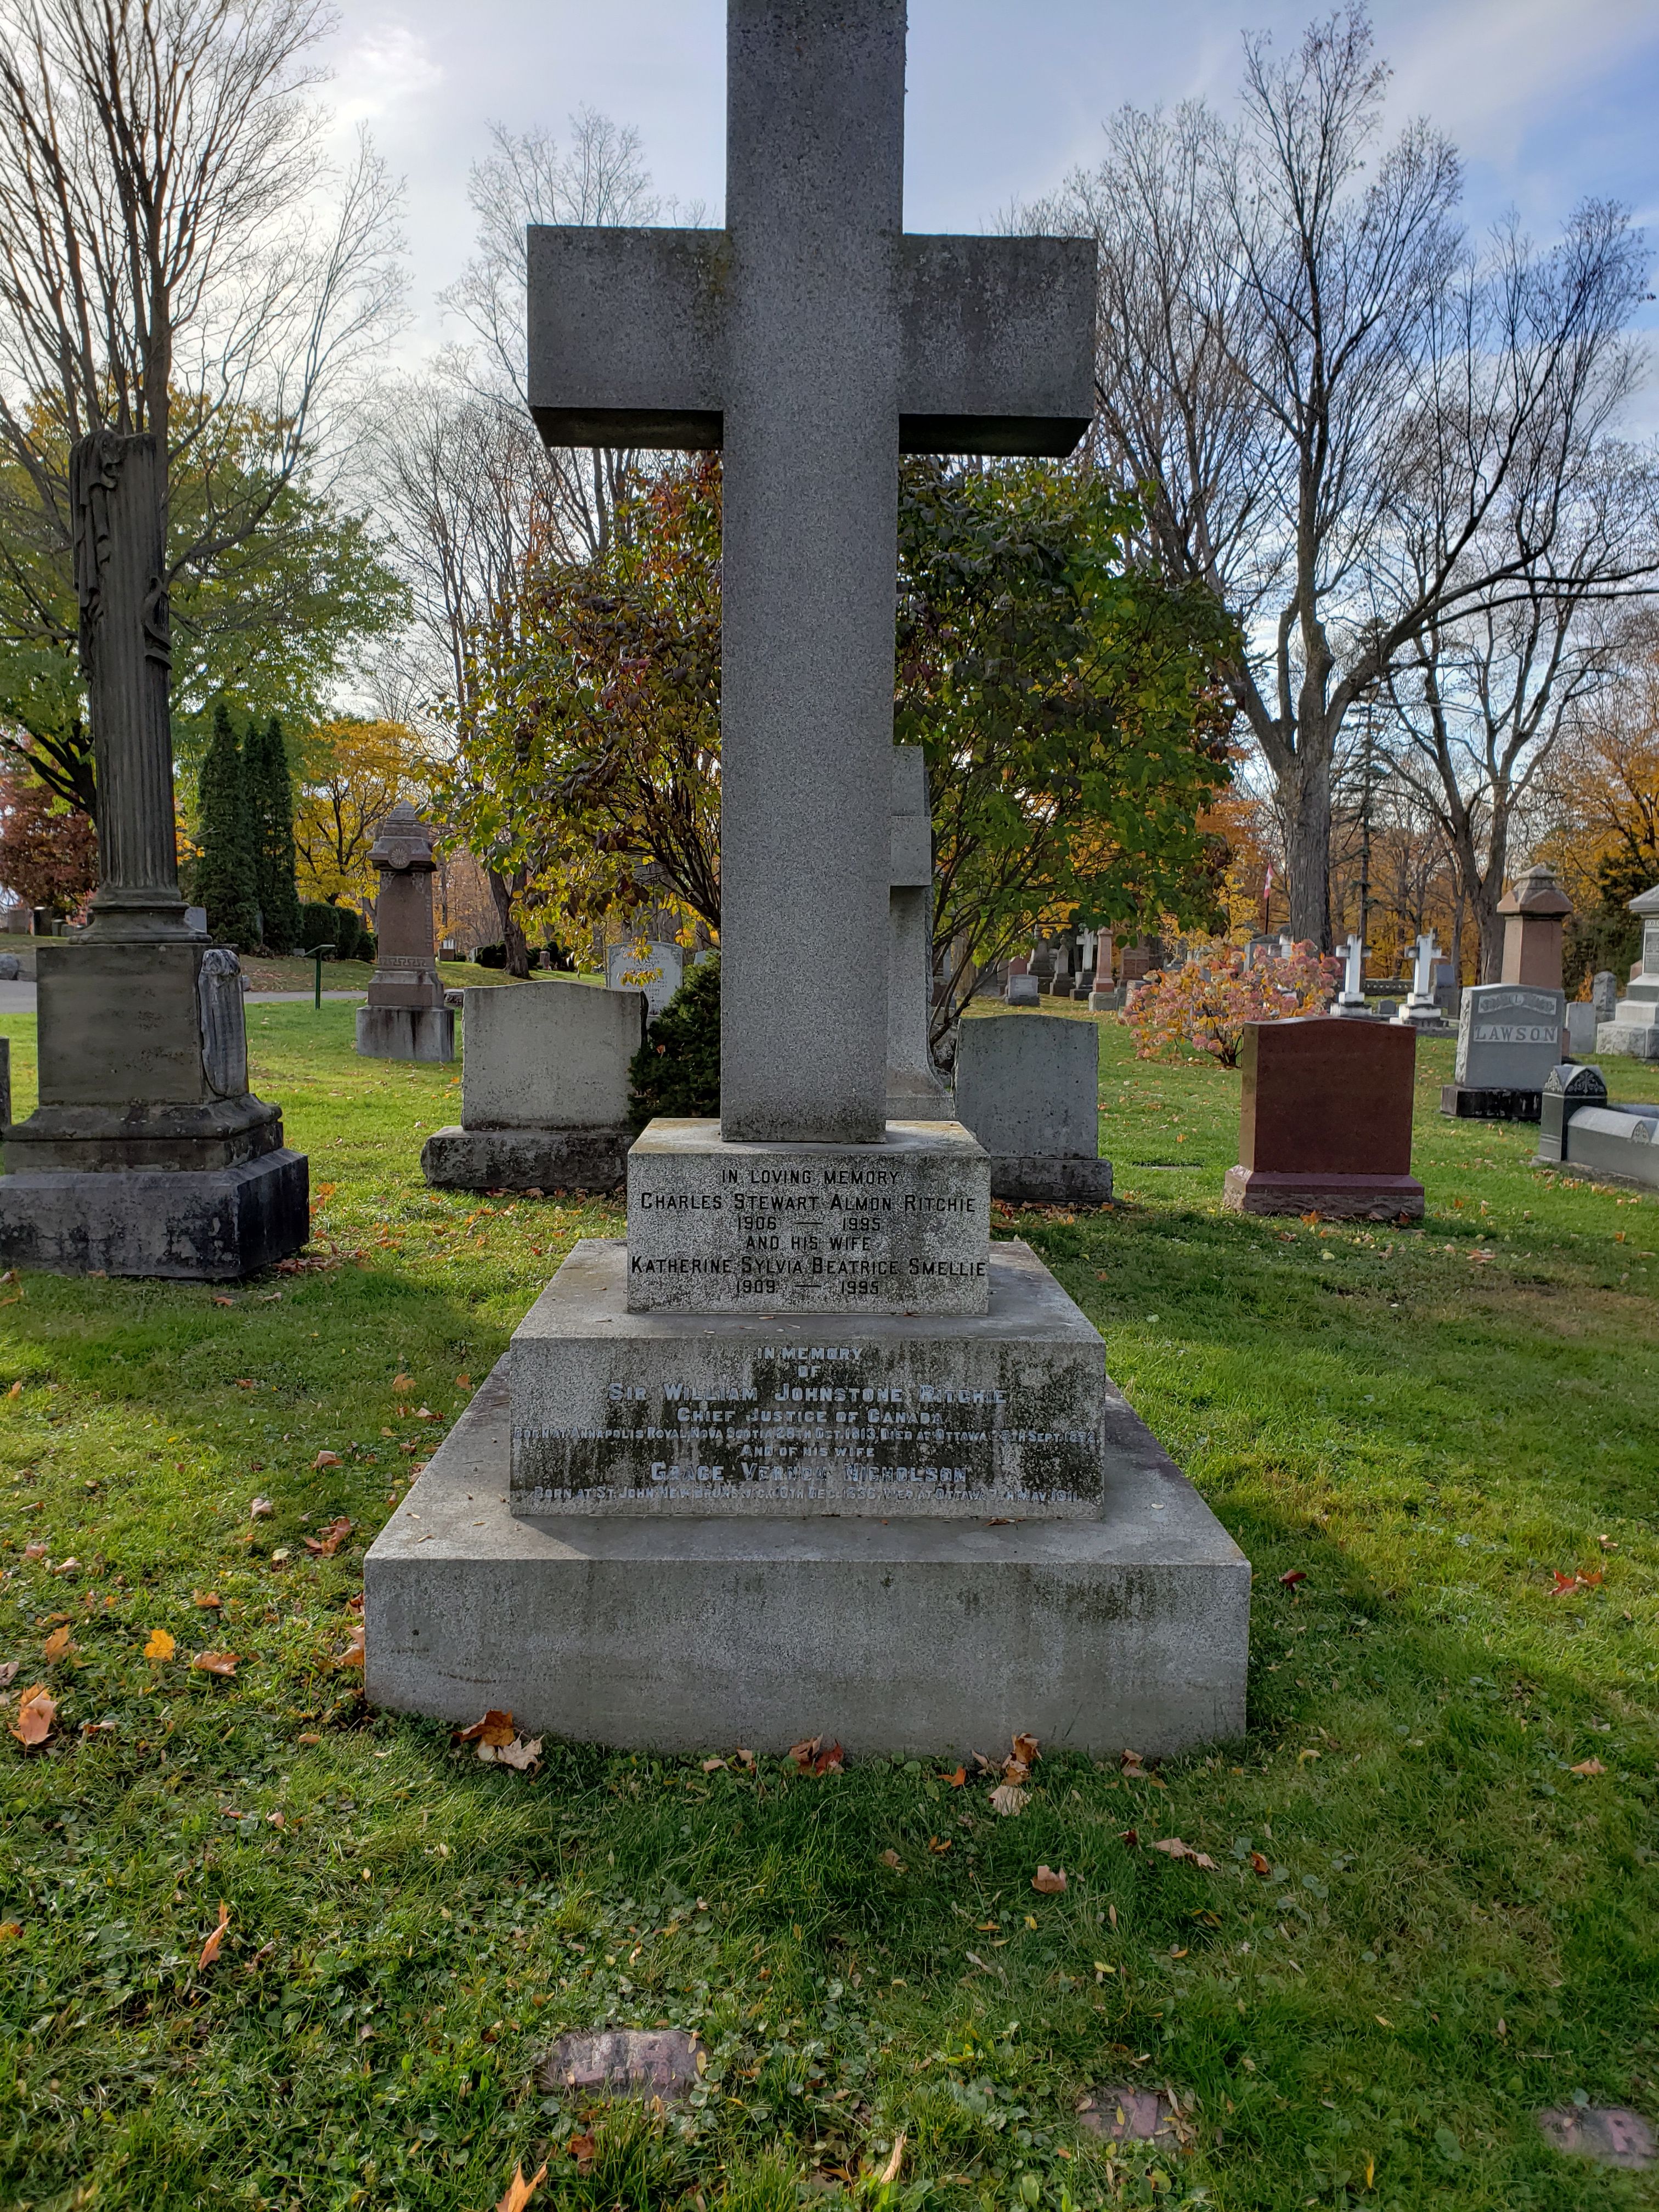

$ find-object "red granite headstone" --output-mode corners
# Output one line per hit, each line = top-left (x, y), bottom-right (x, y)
(1222, 1016), (1424, 1218)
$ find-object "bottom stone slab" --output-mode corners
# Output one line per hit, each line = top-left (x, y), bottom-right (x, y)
(421, 1124), (630, 1193)
(1596, 1020), (1659, 1061)
(0, 1148), (309, 1278)
(356, 1005), (454, 1063)
(364, 1359), (1250, 1758)
(986, 1154), (1114, 1204)
(1439, 1083), (1542, 1122)
(1222, 1166), (1425, 1220)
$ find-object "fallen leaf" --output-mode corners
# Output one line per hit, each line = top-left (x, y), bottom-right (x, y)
(10, 1683), (54, 1746)
(143, 1628), (175, 1661)
(455, 1373), (472, 1390)
(789, 1734), (822, 1770)
(732, 1746), (756, 1771)
(51, 1557), (80, 1577)
(702, 1756), (726, 1773)
(811, 1740), (845, 1775)
(41, 1624), (74, 1661)
(302, 1516), (352, 1558)
(392, 1374), (414, 1395)
(1279, 1570), (1306, 1587)
(336, 1622), (365, 1669)
(22, 1542), (45, 1561)
(496, 2160), (549, 2212)
(1249, 1850), (1272, 1876)
(567, 2132), (596, 2175)
(249, 1497), (274, 1520)
(1149, 1837), (1218, 1870)
(879, 1848), (906, 1871)
(191, 1650), (239, 1676)
(312, 1450), (341, 1470)
(212, 1295), (235, 1308)
(0, 1662), (16, 1689)
(927, 1835), (952, 1854)
(297, 1731), (321, 1745)
(479, 1733), (543, 1771)
(0, 1920), (21, 1937)
(1570, 1757), (1606, 1777)
(1550, 1570), (1578, 1596)
(1011, 1731), (1040, 1768)
(876, 2131), (906, 2187)
(454, 1709), (517, 1747)
(198, 1900), (230, 1971)
(1032, 1864), (1068, 1894)
(988, 1782), (1029, 1817)
(939, 1764), (967, 1787)
(194, 1590), (221, 1610)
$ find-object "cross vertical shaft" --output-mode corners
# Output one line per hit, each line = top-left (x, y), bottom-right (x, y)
(720, 0), (904, 1142)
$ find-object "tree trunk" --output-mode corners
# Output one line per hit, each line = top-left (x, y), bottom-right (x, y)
(1282, 748), (1333, 949)
(487, 865), (531, 979)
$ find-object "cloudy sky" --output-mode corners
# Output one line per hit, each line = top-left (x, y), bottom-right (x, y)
(318, 0), (1659, 380)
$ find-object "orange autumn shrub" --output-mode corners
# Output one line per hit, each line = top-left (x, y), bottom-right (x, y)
(1125, 941), (1339, 1066)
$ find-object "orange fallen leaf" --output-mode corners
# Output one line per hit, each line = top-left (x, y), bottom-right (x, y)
(789, 1734), (822, 1771)
(938, 1765), (967, 1787)
(496, 2160), (549, 2212)
(41, 1624), (74, 1661)
(336, 1622), (365, 1668)
(22, 1541), (45, 1561)
(11, 1683), (54, 1746)
(1279, 1569), (1307, 1587)
(392, 1374), (414, 1395)
(312, 1450), (341, 1470)
(455, 1373), (472, 1390)
(302, 1516), (353, 1558)
(927, 1835), (952, 1854)
(297, 1731), (321, 1745)
(212, 1296), (235, 1308)
(194, 1590), (221, 1610)
(191, 1650), (239, 1676)
(1571, 1757), (1606, 1776)
(702, 1756), (726, 1773)
(1011, 1731), (1040, 1768)
(1249, 1850), (1272, 1876)
(567, 2132), (596, 2175)
(0, 1920), (21, 1937)
(1149, 1837), (1219, 1870)
(454, 1709), (516, 1747)
(198, 1900), (230, 1971)
(1550, 1570), (1578, 1595)
(143, 1628), (175, 1662)
(1032, 1864), (1068, 1894)
(810, 1739), (845, 1775)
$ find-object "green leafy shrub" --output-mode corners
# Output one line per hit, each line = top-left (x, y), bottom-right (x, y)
(474, 941), (507, 969)
(628, 953), (719, 1131)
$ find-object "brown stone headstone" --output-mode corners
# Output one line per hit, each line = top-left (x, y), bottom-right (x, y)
(356, 803), (454, 1064)
(1497, 864), (1572, 990)
(1221, 1017), (1424, 1218)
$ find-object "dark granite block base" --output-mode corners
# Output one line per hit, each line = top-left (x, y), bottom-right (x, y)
(421, 1124), (630, 1193)
(987, 1154), (1114, 1204)
(0, 1148), (309, 1278)
(1439, 1084), (1543, 1122)
(1222, 1166), (1424, 1220)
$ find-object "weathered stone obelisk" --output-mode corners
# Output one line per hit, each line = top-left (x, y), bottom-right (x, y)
(355, 802), (454, 1063)
(0, 432), (308, 1277)
(365, 0), (1248, 1755)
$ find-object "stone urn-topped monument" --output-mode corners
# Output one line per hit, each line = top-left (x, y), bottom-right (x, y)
(0, 432), (307, 1278)
(355, 803), (454, 1063)
(365, 0), (1248, 1756)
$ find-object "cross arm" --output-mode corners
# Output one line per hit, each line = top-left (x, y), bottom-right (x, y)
(898, 235), (1096, 456)
(527, 227), (729, 450)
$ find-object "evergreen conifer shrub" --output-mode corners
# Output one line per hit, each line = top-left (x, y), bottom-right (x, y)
(628, 953), (719, 1131)
(195, 701), (260, 949)
(246, 716), (302, 953)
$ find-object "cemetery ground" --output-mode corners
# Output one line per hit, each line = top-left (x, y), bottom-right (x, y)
(0, 1006), (1654, 2212)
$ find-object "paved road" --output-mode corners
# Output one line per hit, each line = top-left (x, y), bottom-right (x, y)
(0, 983), (370, 1014)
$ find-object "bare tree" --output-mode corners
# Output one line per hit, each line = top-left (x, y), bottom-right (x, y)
(0, 0), (404, 805)
(1035, 7), (1656, 943)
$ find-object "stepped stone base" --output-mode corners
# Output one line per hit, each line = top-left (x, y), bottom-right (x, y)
(0, 1149), (308, 1278)
(1222, 1166), (1424, 1220)
(1597, 1020), (1659, 1062)
(356, 1005), (454, 1063)
(364, 1356), (1250, 1758)
(421, 1124), (630, 1193)
(986, 1154), (1113, 1205)
(1439, 1084), (1542, 1122)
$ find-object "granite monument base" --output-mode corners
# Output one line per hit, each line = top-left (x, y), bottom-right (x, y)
(0, 1149), (309, 1278)
(1596, 1018), (1659, 1062)
(1087, 988), (1124, 1013)
(356, 1004), (454, 1064)
(985, 1154), (1114, 1204)
(1548, 1103), (1659, 1190)
(1438, 1084), (1543, 1122)
(421, 1124), (630, 1193)
(364, 1352), (1250, 1758)
(1222, 1166), (1424, 1220)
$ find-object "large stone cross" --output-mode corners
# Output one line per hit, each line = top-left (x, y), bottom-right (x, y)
(528, 0), (1094, 1144)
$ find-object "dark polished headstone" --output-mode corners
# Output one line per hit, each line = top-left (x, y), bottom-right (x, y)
(1222, 1017), (1424, 1218)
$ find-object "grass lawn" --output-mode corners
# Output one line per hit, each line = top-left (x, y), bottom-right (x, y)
(235, 957), (600, 994)
(0, 1003), (1655, 2212)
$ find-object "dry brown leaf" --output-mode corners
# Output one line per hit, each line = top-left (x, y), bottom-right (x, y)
(11, 1683), (54, 1746)
(1032, 1864), (1068, 1894)
(249, 1496), (274, 1520)
(194, 1590), (221, 1610)
(732, 1746), (756, 1771)
(1571, 1757), (1606, 1776)
(876, 2130), (906, 2186)
(0, 1920), (21, 1937)
(143, 1628), (175, 1662)
(1149, 1837), (1218, 1870)
(811, 1740), (845, 1775)
(21, 1542), (45, 1561)
(0, 1661), (17, 1690)
(479, 1733), (543, 1771)
(568, 2132), (596, 2175)
(788, 1734), (821, 1770)
(392, 1374), (414, 1396)
(41, 1624), (73, 1661)
(198, 1900), (230, 1971)
(454, 1709), (516, 1747)
(1249, 1850), (1272, 1876)
(879, 1847), (905, 1871)
(302, 1516), (353, 1558)
(1011, 1732), (1040, 1768)
(496, 2160), (549, 2212)
(51, 1558), (80, 1577)
(927, 1835), (952, 1854)
(312, 1450), (341, 1470)
(938, 1764), (967, 1787)
(988, 1782), (1029, 1818)
(455, 1373), (472, 1389)
(191, 1650), (239, 1677)
(702, 1756), (726, 1773)
(336, 1622), (365, 1669)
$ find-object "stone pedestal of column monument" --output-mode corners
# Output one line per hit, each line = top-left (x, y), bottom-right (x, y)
(355, 803), (454, 1063)
(1597, 885), (1659, 1062)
